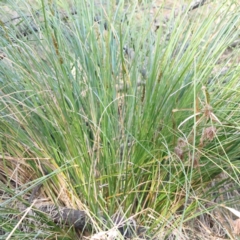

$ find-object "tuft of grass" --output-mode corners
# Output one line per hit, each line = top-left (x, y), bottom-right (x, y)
(0, 0), (240, 239)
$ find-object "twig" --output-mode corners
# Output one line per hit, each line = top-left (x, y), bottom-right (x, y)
(28, 183), (43, 203)
(189, 0), (208, 11)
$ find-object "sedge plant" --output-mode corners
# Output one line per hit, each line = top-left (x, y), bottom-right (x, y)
(0, 0), (240, 239)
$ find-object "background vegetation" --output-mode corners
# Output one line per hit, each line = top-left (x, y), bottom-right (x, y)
(0, 0), (240, 239)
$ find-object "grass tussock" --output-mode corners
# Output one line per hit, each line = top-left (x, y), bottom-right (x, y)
(0, 0), (240, 239)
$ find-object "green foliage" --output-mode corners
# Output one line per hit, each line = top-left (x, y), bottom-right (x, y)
(0, 0), (240, 238)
